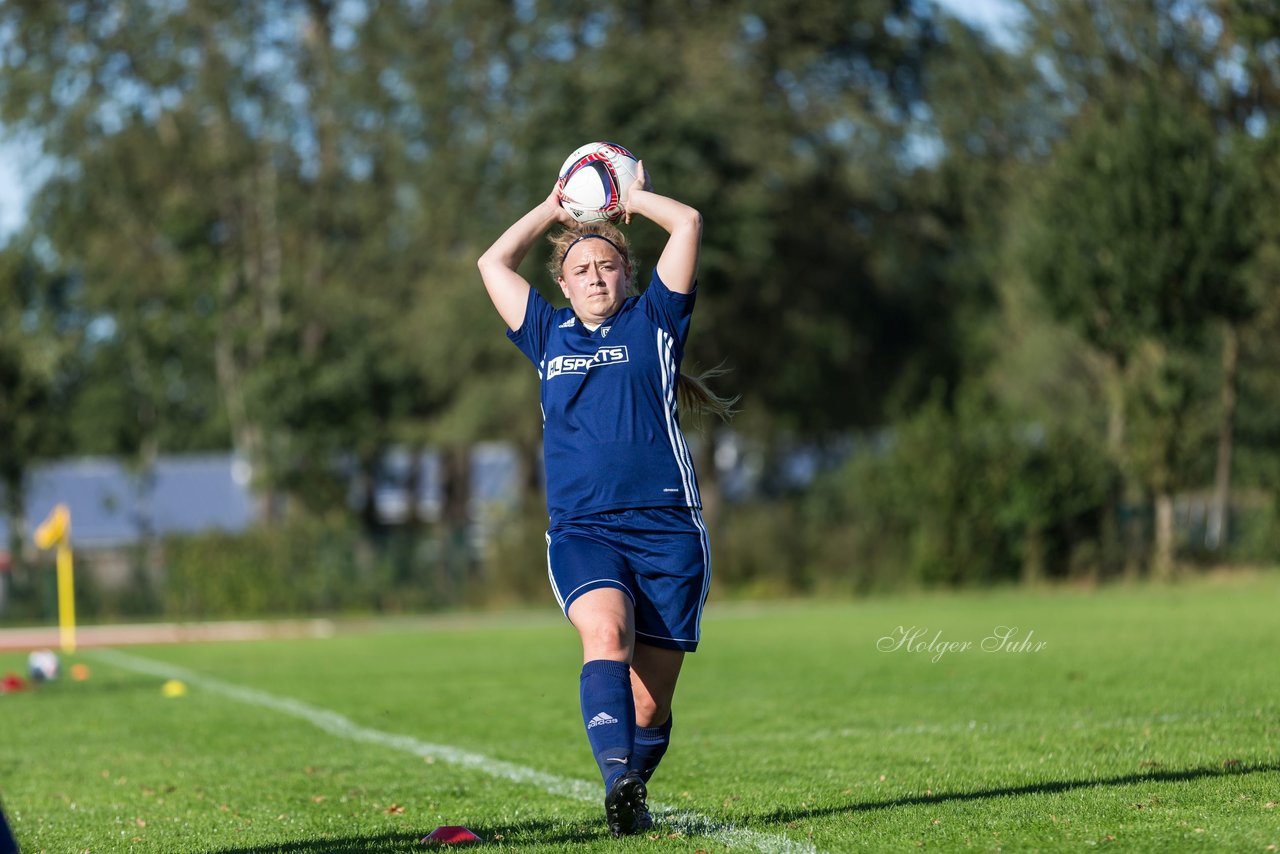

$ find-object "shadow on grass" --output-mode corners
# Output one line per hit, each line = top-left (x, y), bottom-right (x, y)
(205, 762), (1280, 851)
(209, 816), (609, 853)
(757, 760), (1280, 824)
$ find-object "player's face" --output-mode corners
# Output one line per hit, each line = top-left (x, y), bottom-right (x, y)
(558, 240), (628, 325)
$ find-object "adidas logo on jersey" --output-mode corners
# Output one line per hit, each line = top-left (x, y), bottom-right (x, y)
(559, 317), (576, 328)
(587, 712), (619, 729)
(546, 345), (629, 380)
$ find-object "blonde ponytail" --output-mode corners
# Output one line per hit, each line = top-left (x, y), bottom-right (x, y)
(677, 365), (739, 423)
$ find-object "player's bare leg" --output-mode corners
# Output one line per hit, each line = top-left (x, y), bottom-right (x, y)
(568, 587), (634, 663)
(631, 643), (683, 727)
(629, 643), (682, 797)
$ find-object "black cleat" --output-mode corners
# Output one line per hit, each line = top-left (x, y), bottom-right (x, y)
(605, 771), (650, 837)
(633, 800), (654, 833)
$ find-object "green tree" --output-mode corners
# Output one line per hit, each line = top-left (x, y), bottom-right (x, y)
(0, 246), (77, 573)
(1203, 2), (1280, 550)
(1022, 89), (1255, 577)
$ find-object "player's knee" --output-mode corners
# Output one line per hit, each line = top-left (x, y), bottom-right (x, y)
(578, 621), (632, 660)
(633, 694), (671, 728)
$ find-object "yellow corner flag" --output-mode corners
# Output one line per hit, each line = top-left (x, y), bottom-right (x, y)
(34, 503), (76, 654)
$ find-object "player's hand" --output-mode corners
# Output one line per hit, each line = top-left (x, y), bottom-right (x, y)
(544, 179), (578, 226)
(623, 160), (652, 225)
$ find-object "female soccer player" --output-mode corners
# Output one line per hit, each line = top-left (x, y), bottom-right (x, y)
(476, 161), (731, 836)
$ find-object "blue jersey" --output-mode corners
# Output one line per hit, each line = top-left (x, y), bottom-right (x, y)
(508, 271), (702, 523)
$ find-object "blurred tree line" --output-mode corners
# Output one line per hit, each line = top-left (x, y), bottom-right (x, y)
(2, 0), (1279, 617)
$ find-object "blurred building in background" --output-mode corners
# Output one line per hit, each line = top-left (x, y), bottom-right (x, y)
(0, 447), (526, 607)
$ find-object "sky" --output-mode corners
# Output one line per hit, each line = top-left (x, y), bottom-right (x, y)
(935, 0), (1022, 40)
(0, 0), (1019, 242)
(0, 136), (30, 237)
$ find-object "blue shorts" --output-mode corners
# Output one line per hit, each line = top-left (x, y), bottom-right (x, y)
(546, 507), (711, 652)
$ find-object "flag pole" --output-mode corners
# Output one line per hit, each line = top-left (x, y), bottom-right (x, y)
(35, 504), (76, 654)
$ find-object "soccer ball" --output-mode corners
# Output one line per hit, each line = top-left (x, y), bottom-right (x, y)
(557, 141), (640, 223)
(28, 649), (59, 682)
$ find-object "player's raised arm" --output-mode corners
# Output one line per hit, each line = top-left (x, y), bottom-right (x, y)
(621, 161), (703, 295)
(477, 182), (577, 331)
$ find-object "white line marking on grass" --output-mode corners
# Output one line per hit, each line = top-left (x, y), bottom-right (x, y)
(91, 648), (819, 854)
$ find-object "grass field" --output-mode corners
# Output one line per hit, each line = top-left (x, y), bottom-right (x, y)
(1, 572), (1278, 853)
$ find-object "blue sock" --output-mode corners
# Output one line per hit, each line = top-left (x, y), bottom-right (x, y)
(630, 714), (672, 783)
(579, 659), (636, 792)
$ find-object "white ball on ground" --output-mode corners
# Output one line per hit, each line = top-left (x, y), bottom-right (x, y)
(28, 649), (59, 682)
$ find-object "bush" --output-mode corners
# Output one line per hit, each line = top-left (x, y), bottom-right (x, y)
(804, 390), (1118, 590)
(162, 515), (377, 618)
(714, 500), (819, 597)
(482, 503), (559, 608)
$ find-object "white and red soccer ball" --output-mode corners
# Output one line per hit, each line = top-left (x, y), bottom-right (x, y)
(557, 141), (640, 224)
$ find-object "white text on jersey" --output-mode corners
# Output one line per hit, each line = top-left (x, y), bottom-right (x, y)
(546, 345), (630, 380)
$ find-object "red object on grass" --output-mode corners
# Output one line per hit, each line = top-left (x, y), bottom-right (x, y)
(422, 825), (482, 845)
(1, 672), (26, 693)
